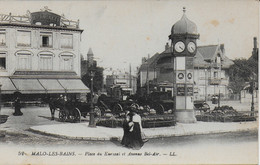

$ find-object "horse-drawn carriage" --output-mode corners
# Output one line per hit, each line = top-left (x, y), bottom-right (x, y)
(133, 91), (175, 116)
(48, 97), (102, 123)
(97, 94), (139, 117)
(48, 94), (138, 122)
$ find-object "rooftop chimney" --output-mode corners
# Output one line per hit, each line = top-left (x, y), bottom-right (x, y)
(253, 37), (257, 49)
(220, 44), (225, 54)
(142, 57), (147, 64)
(165, 42), (169, 50)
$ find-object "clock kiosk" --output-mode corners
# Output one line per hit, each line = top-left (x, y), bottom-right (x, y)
(169, 7), (199, 123)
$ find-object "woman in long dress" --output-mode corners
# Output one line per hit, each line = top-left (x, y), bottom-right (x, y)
(121, 113), (133, 147)
(129, 110), (144, 150)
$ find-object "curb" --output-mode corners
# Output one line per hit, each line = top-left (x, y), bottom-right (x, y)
(28, 127), (258, 141)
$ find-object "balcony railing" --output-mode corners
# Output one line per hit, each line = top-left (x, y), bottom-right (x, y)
(212, 63), (221, 68)
(0, 13), (30, 24)
(0, 13), (79, 29)
(209, 78), (221, 85)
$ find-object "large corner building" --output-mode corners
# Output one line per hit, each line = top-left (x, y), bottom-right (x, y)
(0, 8), (89, 101)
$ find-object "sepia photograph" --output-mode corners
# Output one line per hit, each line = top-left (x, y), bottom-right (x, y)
(0, 0), (259, 164)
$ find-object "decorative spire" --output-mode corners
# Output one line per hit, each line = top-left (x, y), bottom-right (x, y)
(87, 48), (94, 55)
(40, 6), (51, 12)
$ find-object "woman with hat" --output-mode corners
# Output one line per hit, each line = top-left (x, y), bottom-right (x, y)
(121, 111), (133, 148)
(128, 108), (145, 149)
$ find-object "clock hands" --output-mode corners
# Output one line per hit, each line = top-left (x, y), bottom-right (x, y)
(179, 46), (184, 50)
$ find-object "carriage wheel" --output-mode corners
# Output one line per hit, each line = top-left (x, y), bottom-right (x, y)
(130, 103), (140, 110)
(94, 106), (101, 122)
(98, 106), (106, 116)
(155, 103), (165, 115)
(112, 103), (123, 116)
(71, 108), (81, 123)
(59, 110), (66, 122)
(144, 105), (151, 112)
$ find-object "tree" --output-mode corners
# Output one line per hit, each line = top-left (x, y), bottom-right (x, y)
(228, 57), (258, 94)
(81, 59), (104, 92)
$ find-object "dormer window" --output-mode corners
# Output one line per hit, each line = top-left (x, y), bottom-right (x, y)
(216, 54), (221, 63)
(40, 32), (53, 48)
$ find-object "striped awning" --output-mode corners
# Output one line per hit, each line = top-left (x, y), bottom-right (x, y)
(0, 77), (17, 94)
(57, 79), (90, 93)
(0, 78), (89, 94)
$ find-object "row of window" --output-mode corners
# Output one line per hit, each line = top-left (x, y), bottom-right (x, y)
(0, 51), (74, 71)
(198, 70), (225, 79)
(0, 29), (73, 49)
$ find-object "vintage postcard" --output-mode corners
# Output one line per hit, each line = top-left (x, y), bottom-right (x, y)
(0, 0), (259, 164)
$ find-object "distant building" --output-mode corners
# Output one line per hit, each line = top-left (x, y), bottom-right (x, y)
(81, 48), (103, 93)
(138, 43), (234, 100)
(0, 7), (89, 101)
(106, 72), (137, 98)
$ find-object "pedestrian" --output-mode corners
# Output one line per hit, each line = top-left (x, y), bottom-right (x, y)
(48, 97), (56, 120)
(13, 96), (23, 116)
(121, 112), (133, 148)
(128, 109), (145, 149)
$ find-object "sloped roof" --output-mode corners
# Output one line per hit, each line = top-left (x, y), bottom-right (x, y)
(194, 51), (209, 68)
(139, 53), (160, 70)
(139, 44), (234, 71)
(221, 54), (234, 69)
(197, 45), (218, 60)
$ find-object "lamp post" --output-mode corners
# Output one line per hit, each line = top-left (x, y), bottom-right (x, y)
(0, 83), (4, 138)
(0, 83), (2, 113)
(250, 74), (255, 117)
(89, 67), (96, 127)
(205, 68), (207, 102)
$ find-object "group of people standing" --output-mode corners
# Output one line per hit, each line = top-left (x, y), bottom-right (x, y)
(121, 108), (148, 150)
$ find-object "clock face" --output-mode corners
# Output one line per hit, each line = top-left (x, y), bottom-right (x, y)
(174, 41), (185, 53)
(187, 42), (196, 53)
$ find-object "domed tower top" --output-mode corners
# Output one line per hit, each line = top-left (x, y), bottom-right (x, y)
(171, 7), (198, 35)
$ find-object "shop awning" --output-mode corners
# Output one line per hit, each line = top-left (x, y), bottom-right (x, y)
(0, 78), (17, 94)
(58, 79), (90, 93)
(38, 79), (65, 93)
(11, 79), (46, 94)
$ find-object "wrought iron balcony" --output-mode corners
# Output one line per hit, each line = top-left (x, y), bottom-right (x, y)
(0, 12), (79, 29)
(212, 63), (221, 68)
(208, 78), (221, 85)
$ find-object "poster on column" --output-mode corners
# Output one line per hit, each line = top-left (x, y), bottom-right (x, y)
(0, 0), (258, 165)
(186, 84), (193, 96)
(177, 84), (185, 96)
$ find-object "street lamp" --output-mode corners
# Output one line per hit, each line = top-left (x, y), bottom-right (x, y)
(89, 66), (96, 127)
(0, 83), (4, 138)
(0, 83), (2, 113)
(205, 68), (207, 102)
(250, 73), (255, 117)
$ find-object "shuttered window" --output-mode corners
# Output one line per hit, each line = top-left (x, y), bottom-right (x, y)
(61, 33), (73, 49)
(17, 30), (31, 47)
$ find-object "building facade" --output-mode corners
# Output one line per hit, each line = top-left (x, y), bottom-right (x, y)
(138, 43), (234, 100)
(0, 8), (89, 101)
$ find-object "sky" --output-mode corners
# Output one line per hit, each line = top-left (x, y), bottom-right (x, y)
(0, 0), (259, 74)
